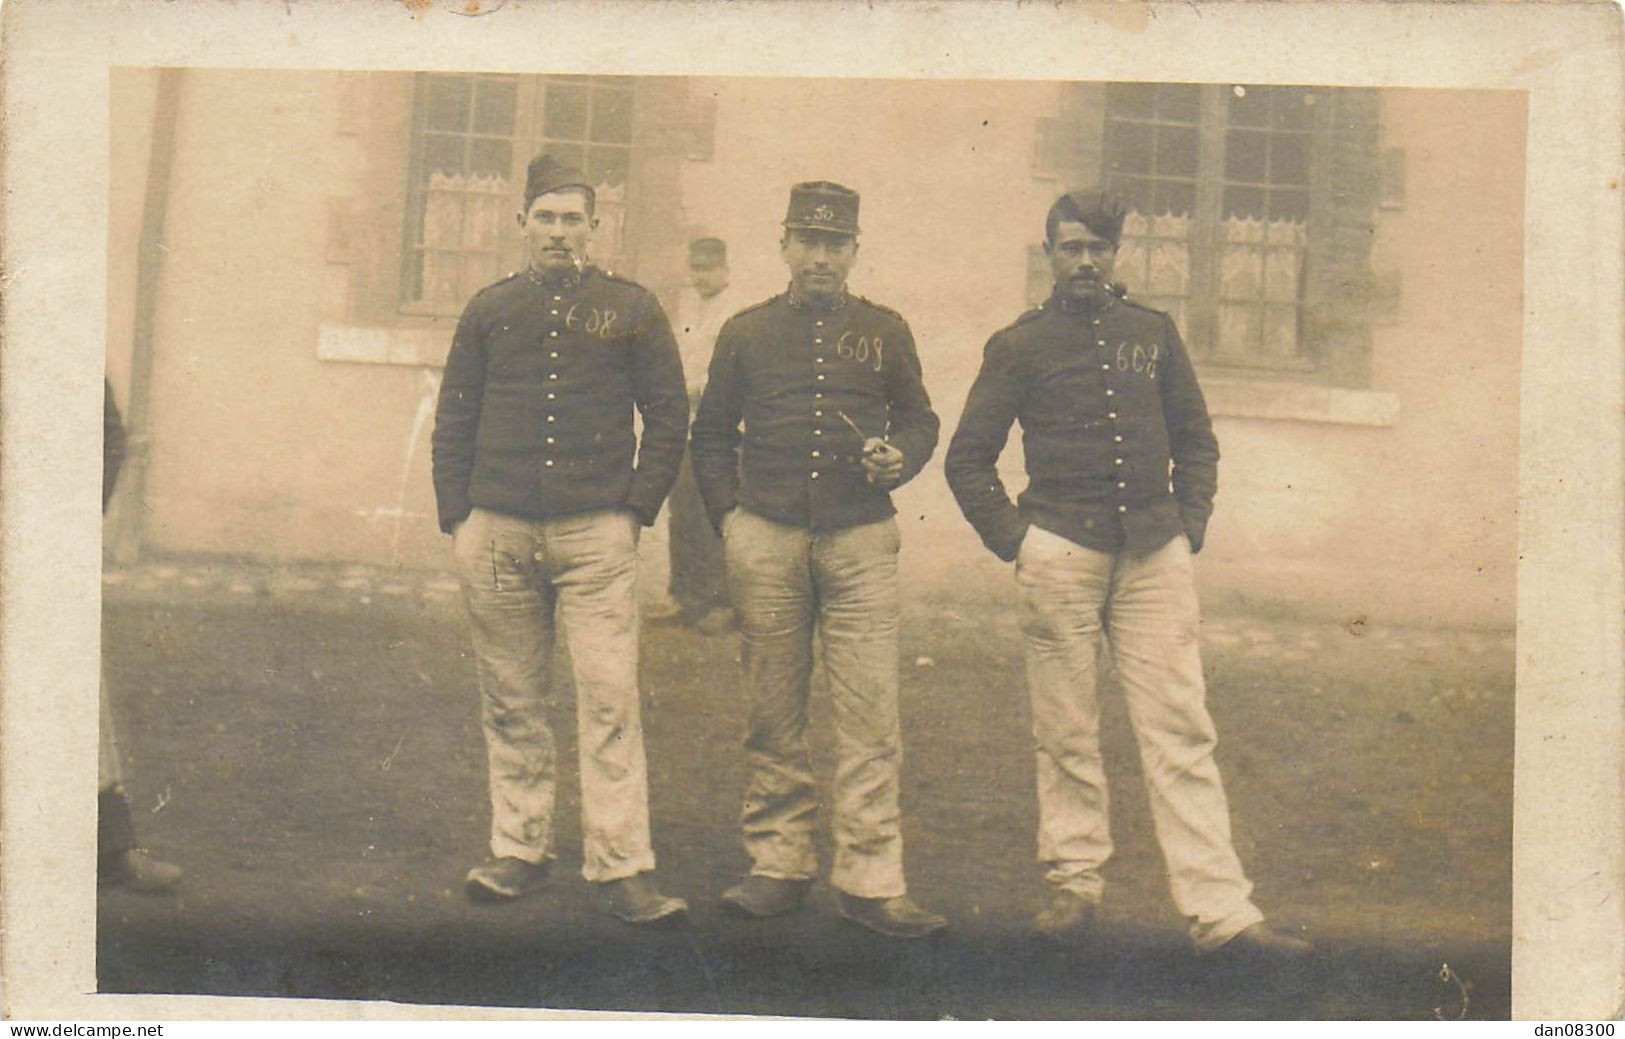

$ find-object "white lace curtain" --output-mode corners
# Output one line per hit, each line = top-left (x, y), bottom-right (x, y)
(418, 171), (629, 305)
(1115, 210), (1309, 362)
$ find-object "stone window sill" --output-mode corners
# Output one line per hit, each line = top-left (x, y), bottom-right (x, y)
(1202, 376), (1400, 427)
(316, 322), (450, 367)
(316, 324), (1401, 428)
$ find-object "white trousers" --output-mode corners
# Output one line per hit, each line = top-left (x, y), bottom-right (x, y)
(1016, 525), (1263, 951)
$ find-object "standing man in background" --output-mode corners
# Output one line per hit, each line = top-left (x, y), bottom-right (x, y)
(691, 181), (946, 939)
(944, 189), (1312, 958)
(650, 236), (740, 635)
(431, 154), (690, 925)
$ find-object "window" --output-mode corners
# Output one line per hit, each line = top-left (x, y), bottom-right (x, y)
(1104, 83), (1327, 372)
(400, 73), (635, 315)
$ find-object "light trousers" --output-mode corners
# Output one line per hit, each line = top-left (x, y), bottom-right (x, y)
(724, 510), (908, 899)
(1017, 524), (1263, 950)
(453, 506), (655, 883)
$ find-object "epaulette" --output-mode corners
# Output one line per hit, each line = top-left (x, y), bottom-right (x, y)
(855, 294), (906, 322)
(729, 294), (783, 321)
(594, 267), (642, 289)
(1116, 289), (1168, 318)
(992, 305), (1048, 337)
(473, 270), (522, 298)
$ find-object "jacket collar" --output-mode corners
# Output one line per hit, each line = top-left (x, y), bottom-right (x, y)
(525, 264), (586, 291)
(1047, 282), (1126, 316)
(786, 283), (849, 313)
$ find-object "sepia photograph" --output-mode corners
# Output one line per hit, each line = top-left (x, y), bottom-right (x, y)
(3, 0), (1621, 1025)
(94, 67), (1516, 1019)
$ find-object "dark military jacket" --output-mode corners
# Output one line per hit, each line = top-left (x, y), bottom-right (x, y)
(944, 285), (1219, 561)
(430, 265), (688, 534)
(690, 287), (939, 534)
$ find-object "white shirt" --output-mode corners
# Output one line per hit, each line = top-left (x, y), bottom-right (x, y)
(671, 282), (742, 398)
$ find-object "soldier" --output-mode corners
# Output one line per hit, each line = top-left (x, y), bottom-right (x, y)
(691, 181), (946, 939)
(430, 154), (689, 925)
(944, 189), (1312, 957)
(649, 237), (740, 635)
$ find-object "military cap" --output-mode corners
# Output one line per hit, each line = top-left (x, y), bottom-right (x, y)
(524, 153), (596, 212)
(1046, 188), (1128, 247)
(689, 237), (728, 264)
(783, 181), (860, 235)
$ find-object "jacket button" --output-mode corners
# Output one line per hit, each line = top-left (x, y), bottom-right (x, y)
(1114, 458), (1124, 465)
(1117, 482), (1126, 489)
(816, 374), (826, 381)
(811, 471), (820, 479)
(814, 410), (824, 417)
(1105, 389), (1114, 397)
(1101, 363), (1110, 371)
(549, 331), (559, 338)
(813, 429), (822, 436)
(1118, 505), (1127, 513)
(546, 415), (555, 423)
(546, 437), (556, 445)
(546, 392), (556, 401)
(1114, 435), (1123, 443)
(545, 460), (555, 468)
(811, 450), (821, 458)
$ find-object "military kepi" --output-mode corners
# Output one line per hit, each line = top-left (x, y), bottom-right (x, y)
(689, 237), (727, 264)
(1048, 188), (1127, 247)
(525, 153), (594, 211)
(783, 181), (861, 235)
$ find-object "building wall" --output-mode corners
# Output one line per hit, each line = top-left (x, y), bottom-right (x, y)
(1197, 89), (1524, 628)
(108, 72), (1522, 628)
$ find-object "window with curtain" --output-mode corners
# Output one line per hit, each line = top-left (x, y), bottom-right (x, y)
(399, 73), (635, 315)
(1104, 82), (1324, 372)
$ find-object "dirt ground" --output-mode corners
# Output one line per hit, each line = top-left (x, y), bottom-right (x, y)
(97, 571), (1512, 1020)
